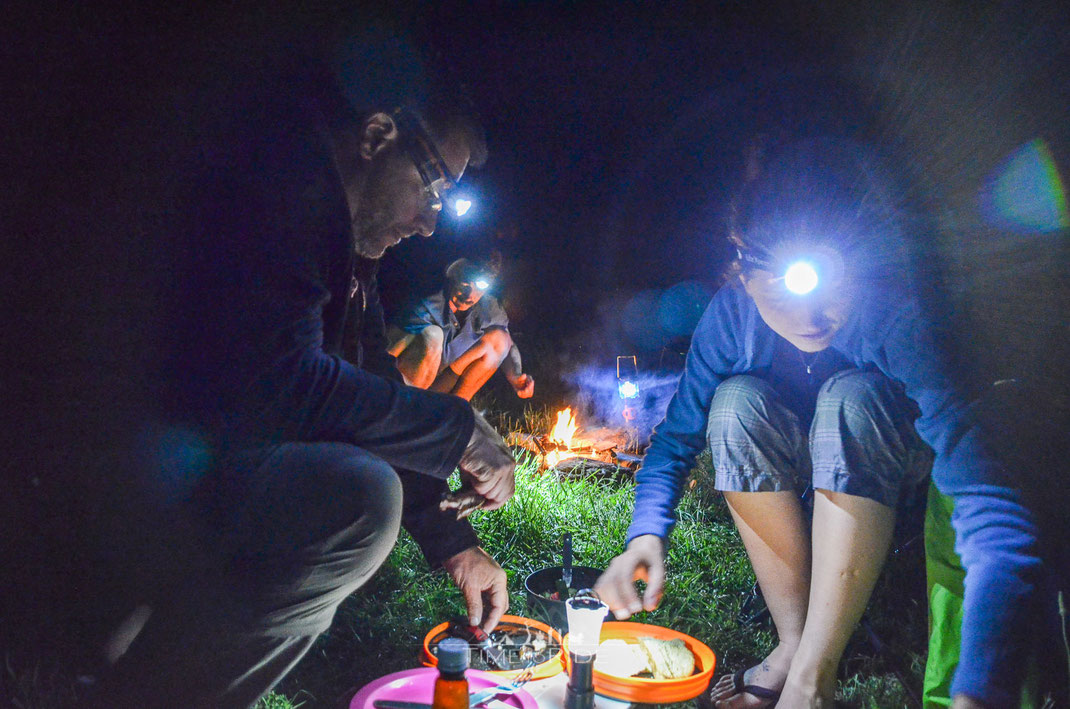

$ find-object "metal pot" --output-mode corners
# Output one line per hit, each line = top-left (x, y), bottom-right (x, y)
(524, 566), (614, 634)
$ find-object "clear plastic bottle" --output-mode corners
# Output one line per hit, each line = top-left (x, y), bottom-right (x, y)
(432, 637), (470, 709)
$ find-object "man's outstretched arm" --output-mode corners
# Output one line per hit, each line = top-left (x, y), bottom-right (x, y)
(501, 343), (534, 398)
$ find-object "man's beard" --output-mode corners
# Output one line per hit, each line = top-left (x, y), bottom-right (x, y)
(351, 185), (399, 259)
(352, 209), (398, 259)
(352, 227), (392, 259)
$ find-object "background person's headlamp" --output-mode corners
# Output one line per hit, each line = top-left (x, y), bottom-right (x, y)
(737, 246), (827, 296)
(473, 274), (492, 291)
(393, 107), (473, 217)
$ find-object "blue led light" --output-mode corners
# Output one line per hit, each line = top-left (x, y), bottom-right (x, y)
(474, 278), (490, 290)
(783, 261), (819, 295)
(618, 380), (639, 399)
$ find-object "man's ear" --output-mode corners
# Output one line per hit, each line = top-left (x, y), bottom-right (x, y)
(359, 112), (398, 160)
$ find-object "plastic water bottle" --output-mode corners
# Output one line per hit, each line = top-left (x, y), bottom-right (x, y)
(432, 637), (470, 709)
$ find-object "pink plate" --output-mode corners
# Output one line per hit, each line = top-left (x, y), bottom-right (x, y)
(349, 667), (539, 709)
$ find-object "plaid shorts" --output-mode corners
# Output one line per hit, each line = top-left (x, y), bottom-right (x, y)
(706, 370), (933, 508)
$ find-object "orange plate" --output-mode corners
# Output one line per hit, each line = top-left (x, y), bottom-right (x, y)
(423, 614), (564, 681)
(562, 621), (717, 703)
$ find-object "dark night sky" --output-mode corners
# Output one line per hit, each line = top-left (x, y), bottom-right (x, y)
(381, 3), (824, 329)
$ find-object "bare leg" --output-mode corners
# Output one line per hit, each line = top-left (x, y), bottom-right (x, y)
(709, 491), (810, 709)
(384, 325), (409, 358)
(429, 346), (499, 400)
(429, 330), (510, 401)
(428, 365), (459, 394)
(778, 489), (895, 707)
(390, 326), (443, 389)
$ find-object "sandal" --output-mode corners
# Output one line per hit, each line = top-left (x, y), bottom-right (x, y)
(700, 668), (781, 709)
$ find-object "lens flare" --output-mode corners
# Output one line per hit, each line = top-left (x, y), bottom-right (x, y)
(784, 261), (819, 295)
(980, 139), (1069, 233)
(474, 278), (490, 290)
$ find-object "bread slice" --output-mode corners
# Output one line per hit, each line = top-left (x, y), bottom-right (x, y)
(594, 639), (649, 677)
(636, 637), (695, 679)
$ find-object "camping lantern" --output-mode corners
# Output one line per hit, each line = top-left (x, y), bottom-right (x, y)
(616, 356), (639, 399)
(564, 590), (609, 709)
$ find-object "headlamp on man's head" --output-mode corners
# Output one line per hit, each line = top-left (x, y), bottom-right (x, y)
(737, 246), (830, 296)
(393, 107), (474, 218)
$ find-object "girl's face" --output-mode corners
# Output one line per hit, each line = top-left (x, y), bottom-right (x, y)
(741, 269), (852, 352)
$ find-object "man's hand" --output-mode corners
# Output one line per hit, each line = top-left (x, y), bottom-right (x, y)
(443, 546), (509, 633)
(511, 373), (535, 399)
(457, 411), (516, 510)
(593, 534), (666, 619)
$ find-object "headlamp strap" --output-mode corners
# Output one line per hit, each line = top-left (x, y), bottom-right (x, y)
(392, 106), (460, 187)
(737, 247), (775, 272)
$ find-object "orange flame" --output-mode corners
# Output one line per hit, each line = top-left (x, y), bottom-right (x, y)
(549, 407), (578, 449)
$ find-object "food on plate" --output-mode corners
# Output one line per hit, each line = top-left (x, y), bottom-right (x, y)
(638, 637), (695, 679)
(433, 621), (556, 671)
(593, 636), (695, 679)
(593, 639), (649, 677)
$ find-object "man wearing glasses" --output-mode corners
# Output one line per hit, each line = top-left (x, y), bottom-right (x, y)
(89, 61), (516, 708)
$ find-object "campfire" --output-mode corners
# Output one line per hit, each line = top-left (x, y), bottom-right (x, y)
(549, 407), (579, 448)
(508, 406), (642, 472)
(545, 407), (579, 467)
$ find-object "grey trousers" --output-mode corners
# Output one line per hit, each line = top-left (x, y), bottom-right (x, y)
(91, 442), (403, 709)
(707, 370), (933, 508)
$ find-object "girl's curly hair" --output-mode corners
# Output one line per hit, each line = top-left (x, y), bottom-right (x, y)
(722, 132), (914, 288)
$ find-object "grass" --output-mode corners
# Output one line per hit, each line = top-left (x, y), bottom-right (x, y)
(2, 654), (80, 709)
(260, 407), (928, 708)
(0, 406), (927, 708)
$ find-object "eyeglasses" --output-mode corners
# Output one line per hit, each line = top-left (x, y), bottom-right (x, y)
(393, 108), (464, 215)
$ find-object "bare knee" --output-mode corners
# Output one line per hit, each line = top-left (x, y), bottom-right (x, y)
(397, 326), (444, 388)
(478, 328), (512, 364)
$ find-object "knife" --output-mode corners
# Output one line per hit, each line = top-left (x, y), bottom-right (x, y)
(372, 701), (432, 709)
(372, 692), (516, 709)
(561, 532), (573, 590)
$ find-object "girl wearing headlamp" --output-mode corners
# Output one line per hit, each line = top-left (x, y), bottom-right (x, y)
(597, 137), (1053, 709)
